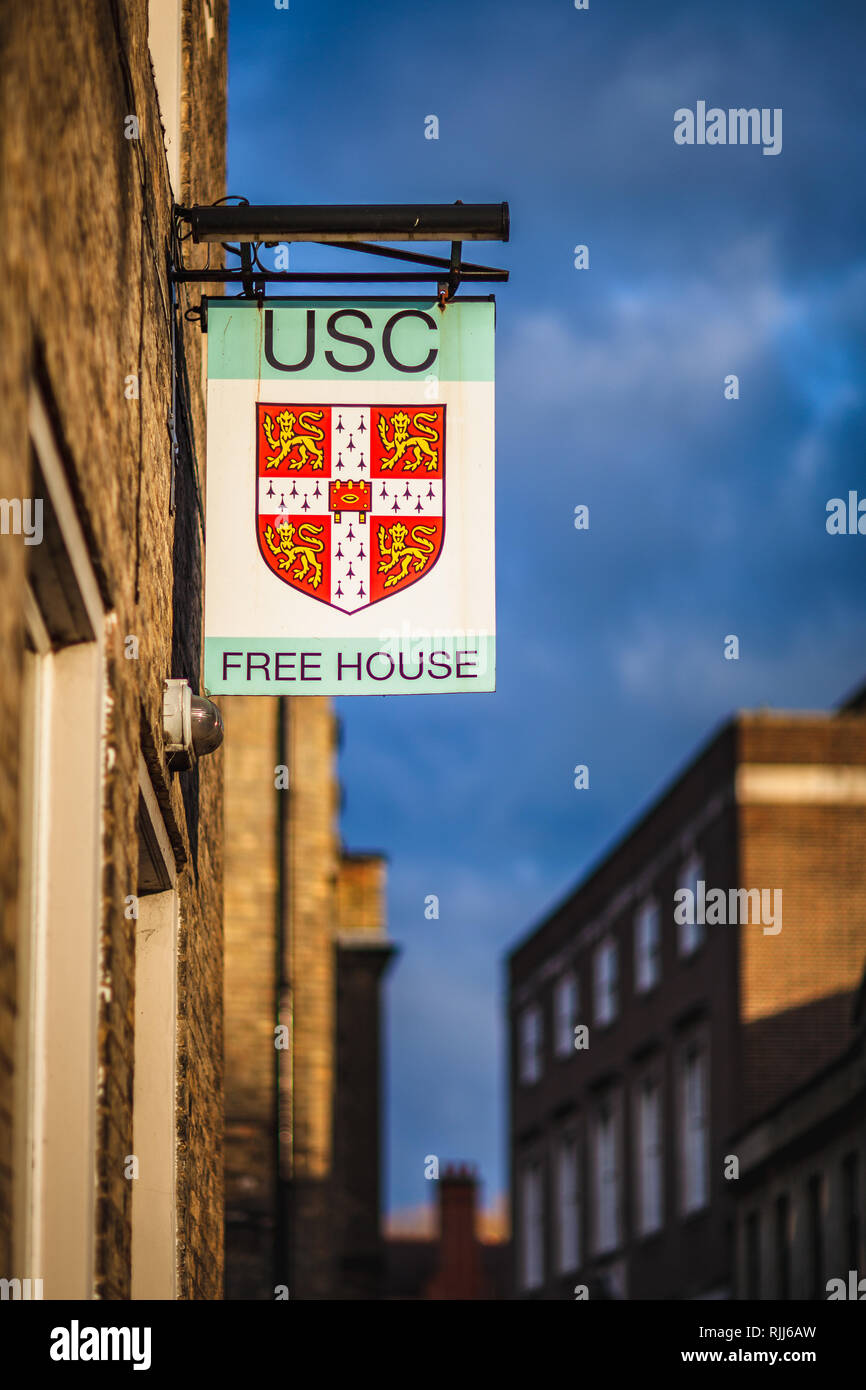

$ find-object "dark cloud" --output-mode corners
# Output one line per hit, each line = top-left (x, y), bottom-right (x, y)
(229, 0), (866, 1210)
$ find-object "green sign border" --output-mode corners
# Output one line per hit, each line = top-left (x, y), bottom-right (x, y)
(206, 296), (495, 382)
(205, 635), (496, 696)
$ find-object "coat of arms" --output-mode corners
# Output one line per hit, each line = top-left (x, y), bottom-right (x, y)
(255, 403), (445, 613)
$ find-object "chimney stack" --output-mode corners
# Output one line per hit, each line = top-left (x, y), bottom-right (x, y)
(426, 1163), (488, 1300)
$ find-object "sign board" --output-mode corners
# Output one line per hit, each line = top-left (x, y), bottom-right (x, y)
(203, 298), (495, 695)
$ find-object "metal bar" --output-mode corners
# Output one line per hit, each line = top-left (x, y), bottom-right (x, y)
(239, 242), (255, 299)
(318, 240), (499, 272)
(447, 241), (462, 300)
(177, 202), (509, 245)
(170, 268), (508, 285)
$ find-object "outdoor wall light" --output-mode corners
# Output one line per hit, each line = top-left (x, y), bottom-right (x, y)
(163, 678), (224, 771)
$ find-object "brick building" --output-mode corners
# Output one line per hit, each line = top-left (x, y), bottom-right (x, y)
(223, 695), (396, 1300)
(507, 694), (866, 1300)
(730, 959), (865, 1301)
(0, 1), (228, 1298)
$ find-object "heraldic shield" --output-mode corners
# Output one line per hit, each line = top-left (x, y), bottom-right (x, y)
(255, 402), (446, 614)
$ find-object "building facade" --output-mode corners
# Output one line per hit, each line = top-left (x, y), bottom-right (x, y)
(731, 963), (865, 1301)
(0, 0), (228, 1298)
(223, 695), (396, 1300)
(508, 699), (866, 1300)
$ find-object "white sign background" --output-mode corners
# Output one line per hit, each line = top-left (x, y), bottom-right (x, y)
(203, 298), (495, 695)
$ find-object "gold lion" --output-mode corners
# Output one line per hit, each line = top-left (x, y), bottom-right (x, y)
(264, 521), (325, 588)
(377, 522), (437, 587)
(262, 410), (325, 470)
(377, 410), (440, 472)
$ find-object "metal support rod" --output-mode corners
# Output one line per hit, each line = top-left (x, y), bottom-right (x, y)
(177, 202), (509, 245)
(319, 239), (500, 273)
(448, 241), (462, 300)
(170, 268), (508, 285)
(239, 241), (255, 299)
(171, 201), (509, 301)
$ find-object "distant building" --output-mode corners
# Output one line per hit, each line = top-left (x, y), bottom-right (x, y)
(507, 698), (866, 1299)
(384, 1165), (510, 1299)
(223, 696), (396, 1300)
(730, 958), (866, 1300)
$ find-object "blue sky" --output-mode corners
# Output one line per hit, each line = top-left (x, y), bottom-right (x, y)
(228, 0), (866, 1217)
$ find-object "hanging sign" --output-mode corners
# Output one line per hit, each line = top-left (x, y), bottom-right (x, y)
(203, 297), (495, 694)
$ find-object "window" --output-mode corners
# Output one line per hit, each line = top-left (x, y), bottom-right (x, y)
(681, 1046), (709, 1214)
(634, 899), (661, 993)
(520, 1163), (545, 1291)
(555, 1136), (581, 1273)
(593, 937), (619, 1026)
(842, 1153), (860, 1273)
(745, 1211), (761, 1299)
(678, 853), (705, 956)
(518, 1005), (543, 1085)
(554, 973), (578, 1057)
(13, 391), (106, 1296)
(807, 1174), (824, 1300)
(594, 1101), (620, 1254)
(203, 0), (216, 48)
(131, 759), (179, 1298)
(148, 1), (182, 193)
(636, 1078), (663, 1235)
(775, 1193), (790, 1300)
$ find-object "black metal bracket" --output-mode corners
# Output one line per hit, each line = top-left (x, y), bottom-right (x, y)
(170, 200), (509, 304)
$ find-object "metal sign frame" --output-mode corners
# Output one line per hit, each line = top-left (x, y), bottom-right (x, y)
(171, 199), (509, 303)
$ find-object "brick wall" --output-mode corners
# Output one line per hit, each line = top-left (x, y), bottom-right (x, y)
(333, 853), (393, 1298)
(337, 856), (388, 937)
(223, 696), (281, 1299)
(222, 696), (394, 1300)
(0, 0), (227, 1297)
(285, 696), (341, 1298)
(737, 713), (866, 1122)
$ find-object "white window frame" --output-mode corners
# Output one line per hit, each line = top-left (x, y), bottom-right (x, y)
(13, 389), (106, 1297)
(518, 1004), (543, 1085)
(131, 754), (180, 1299)
(635, 1077), (663, 1236)
(593, 936), (619, 1026)
(680, 1045), (709, 1215)
(678, 853), (705, 957)
(555, 1134), (581, 1274)
(634, 899), (661, 993)
(553, 972), (578, 1058)
(148, 0), (183, 194)
(520, 1162), (545, 1291)
(593, 1099), (620, 1255)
